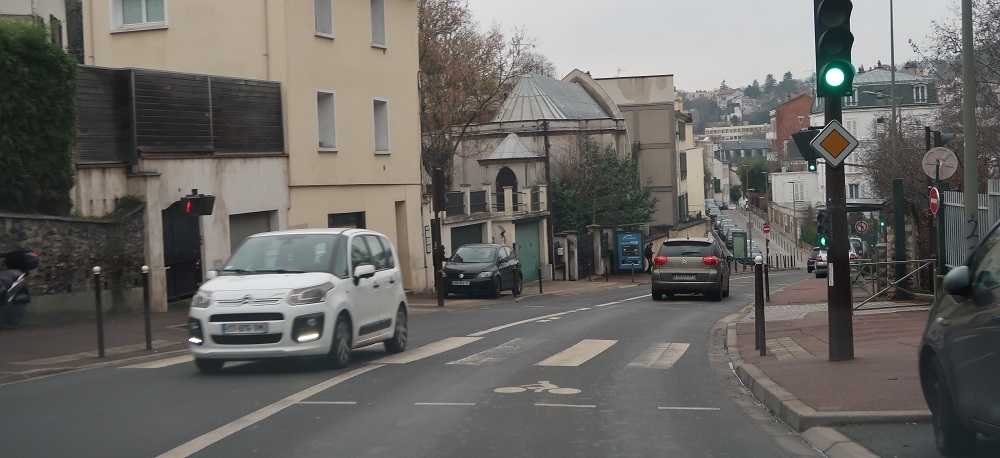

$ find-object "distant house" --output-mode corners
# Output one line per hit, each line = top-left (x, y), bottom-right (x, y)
(719, 140), (771, 165)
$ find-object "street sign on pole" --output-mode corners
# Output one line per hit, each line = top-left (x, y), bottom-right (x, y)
(930, 187), (940, 215)
(810, 120), (858, 168)
(854, 220), (868, 234)
(762, 224), (771, 234)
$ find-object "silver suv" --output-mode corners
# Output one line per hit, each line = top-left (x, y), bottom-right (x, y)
(650, 236), (732, 301)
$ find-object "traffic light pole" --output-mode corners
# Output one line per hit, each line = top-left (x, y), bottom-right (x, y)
(825, 96), (854, 361)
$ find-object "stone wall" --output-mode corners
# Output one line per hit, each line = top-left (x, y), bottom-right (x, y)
(0, 206), (146, 324)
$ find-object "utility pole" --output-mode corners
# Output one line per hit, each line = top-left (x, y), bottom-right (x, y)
(961, 0), (979, 255)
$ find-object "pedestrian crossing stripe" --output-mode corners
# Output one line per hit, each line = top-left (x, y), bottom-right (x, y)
(627, 343), (690, 369)
(119, 338), (690, 371)
(447, 338), (544, 366)
(536, 339), (617, 367)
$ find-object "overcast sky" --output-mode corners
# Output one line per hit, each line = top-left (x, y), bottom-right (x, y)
(464, 0), (958, 92)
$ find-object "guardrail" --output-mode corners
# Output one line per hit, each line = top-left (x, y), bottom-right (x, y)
(850, 258), (937, 310)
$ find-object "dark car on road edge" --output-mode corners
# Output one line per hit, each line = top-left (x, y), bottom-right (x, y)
(443, 243), (522, 298)
(919, 220), (1000, 456)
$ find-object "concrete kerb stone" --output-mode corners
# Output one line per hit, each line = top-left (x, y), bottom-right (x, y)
(802, 427), (879, 458)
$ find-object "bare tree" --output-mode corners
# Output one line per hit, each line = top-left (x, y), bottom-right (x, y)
(418, 0), (549, 180)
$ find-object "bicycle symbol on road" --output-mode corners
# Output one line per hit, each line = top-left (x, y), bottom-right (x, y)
(494, 380), (581, 395)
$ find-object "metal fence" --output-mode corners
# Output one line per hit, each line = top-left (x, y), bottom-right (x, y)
(941, 179), (1000, 268)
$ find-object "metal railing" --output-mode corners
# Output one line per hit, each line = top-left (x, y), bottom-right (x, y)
(850, 258), (936, 310)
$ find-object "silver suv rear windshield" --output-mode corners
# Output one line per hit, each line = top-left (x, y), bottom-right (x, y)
(660, 241), (713, 257)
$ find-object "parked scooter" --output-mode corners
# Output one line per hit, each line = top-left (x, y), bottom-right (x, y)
(0, 250), (39, 328)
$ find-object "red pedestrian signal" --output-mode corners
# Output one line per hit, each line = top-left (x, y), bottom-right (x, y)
(179, 195), (216, 216)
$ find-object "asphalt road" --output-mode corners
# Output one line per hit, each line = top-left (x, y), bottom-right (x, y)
(0, 271), (817, 457)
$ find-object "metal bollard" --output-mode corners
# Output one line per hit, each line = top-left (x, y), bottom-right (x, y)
(764, 262), (771, 302)
(754, 256), (765, 356)
(538, 266), (543, 293)
(142, 266), (152, 351)
(93, 266), (105, 358)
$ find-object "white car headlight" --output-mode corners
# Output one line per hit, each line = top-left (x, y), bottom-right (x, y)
(477, 271), (493, 278)
(191, 291), (213, 308)
(288, 282), (334, 305)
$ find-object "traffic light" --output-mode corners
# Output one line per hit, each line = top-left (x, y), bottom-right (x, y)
(791, 129), (819, 172)
(814, 0), (856, 97)
(816, 209), (831, 248)
(180, 194), (216, 216)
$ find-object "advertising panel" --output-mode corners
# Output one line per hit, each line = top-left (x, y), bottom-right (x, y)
(616, 231), (643, 271)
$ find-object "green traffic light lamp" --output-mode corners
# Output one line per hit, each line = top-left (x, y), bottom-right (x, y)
(818, 59), (856, 97)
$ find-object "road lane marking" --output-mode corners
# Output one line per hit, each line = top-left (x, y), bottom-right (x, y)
(468, 295), (646, 336)
(121, 355), (192, 369)
(447, 338), (544, 366)
(374, 336), (481, 364)
(298, 401), (357, 405)
(627, 343), (690, 369)
(657, 407), (721, 411)
(535, 403), (596, 408)
(157, 364), (383, 458)
(13, 340), (178, 365)
(536, 339), (616, 367)
(414, 402), (476, 406)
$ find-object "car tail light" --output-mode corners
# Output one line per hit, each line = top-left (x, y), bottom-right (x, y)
(653, 255), (667, 265)
(850, 252), (858, 260)
(817, 255), (824, 262)
(702, 256), (719, 266)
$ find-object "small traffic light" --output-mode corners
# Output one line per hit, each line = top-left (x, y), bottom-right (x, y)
(814, 0), (856, 97)
(816, 209), (831, 248)
(180, 194), (216, 216)
(791, 129), (820, 172)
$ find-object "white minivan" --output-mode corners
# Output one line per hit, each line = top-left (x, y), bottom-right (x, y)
(187, 228), (408, 372)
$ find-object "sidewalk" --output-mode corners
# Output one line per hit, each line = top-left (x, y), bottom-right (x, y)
(726, 276), (933, 457)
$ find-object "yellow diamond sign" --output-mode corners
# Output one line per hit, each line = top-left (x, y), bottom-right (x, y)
(810, 120), (858, 168)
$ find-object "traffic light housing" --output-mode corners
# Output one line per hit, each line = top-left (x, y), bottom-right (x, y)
(180, 194), (216, 216)
(816, 209), (831, 248)
(814, 0), (856, 97)
(791, 129), (820, 172)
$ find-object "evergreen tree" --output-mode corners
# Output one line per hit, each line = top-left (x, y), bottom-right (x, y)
(0, 19), (77, 215)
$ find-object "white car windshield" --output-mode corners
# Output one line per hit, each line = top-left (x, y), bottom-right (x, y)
(222, 233), (346, 275)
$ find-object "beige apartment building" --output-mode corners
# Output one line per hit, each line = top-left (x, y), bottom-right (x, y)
(77, 0), (429, 308)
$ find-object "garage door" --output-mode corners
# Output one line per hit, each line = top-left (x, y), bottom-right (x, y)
(450, 223), (483, 254)
(515, 221), (540, 283)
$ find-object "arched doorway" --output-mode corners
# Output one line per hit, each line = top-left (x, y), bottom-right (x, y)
(495, 167), (518, 212)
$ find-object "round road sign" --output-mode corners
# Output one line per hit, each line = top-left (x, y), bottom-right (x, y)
(855, 220), (869, 234)
(930, 187), (940, 215)
(762, 224), (771, 234)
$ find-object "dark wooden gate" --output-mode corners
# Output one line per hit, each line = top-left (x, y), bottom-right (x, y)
(162, 201), (202, 301)
(577, 233), (593, 279)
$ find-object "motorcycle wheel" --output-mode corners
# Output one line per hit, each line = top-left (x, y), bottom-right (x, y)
(1, 305), (27, 328)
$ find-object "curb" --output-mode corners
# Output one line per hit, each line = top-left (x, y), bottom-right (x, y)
(723, 304), (932, 457)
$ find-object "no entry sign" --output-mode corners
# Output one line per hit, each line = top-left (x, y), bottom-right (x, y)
(930, 187), (940, 215)
(762, 224), (771, 234)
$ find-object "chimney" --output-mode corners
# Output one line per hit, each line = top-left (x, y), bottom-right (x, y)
(787, 92), (792, 100)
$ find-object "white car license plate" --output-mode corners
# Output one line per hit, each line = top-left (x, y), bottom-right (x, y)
(222, 323), (268, 335)
(452, 280), (471, 286)
(673, 274), (696, 280)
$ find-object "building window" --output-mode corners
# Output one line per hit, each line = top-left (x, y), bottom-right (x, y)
(317, 91), (337, 150)
(373, 99), (389, 153)
(370, 0), (386, 47)
(793, 182), (804, 202)
(914, 85), (927, 103)
(849, 184), (860, 199)
(844, 87), (858, 106)
(315, 0), (333, 37)
(328, 212), (366, 229)
(113, 0), (166, 29)
(679, 152), (687, 179)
